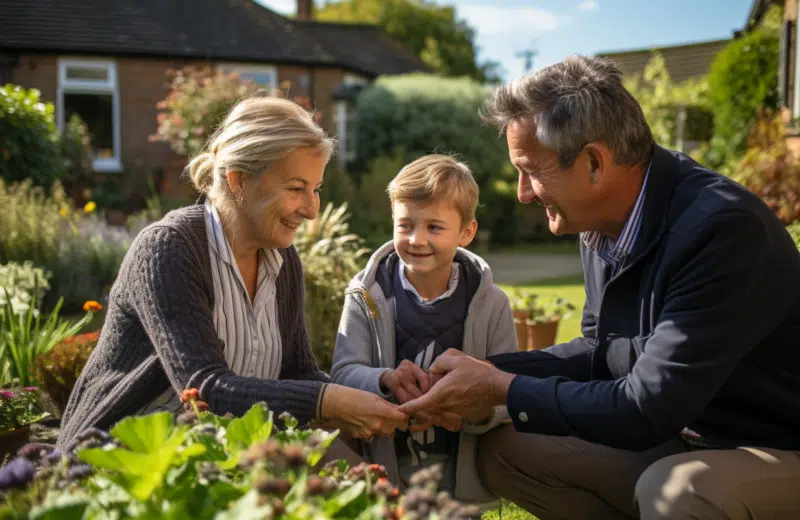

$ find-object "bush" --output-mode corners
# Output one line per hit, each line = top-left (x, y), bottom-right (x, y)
(295, 203), (369, 372)
(59, 114), (94, 205)
(354, 73), (517, 239)
(787, 222), (800, 250)
(733, 113), (800, 224)
(151, 67), (322, 159)
(0, 85), (65, 187)
(704, 7), (781, 168)
(35, 331), (99, 414)
(0, 402), (478, 519)
(0, 180), (131, 313)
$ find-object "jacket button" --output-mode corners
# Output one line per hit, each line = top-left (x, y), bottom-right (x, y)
(518, 412), (529, 423)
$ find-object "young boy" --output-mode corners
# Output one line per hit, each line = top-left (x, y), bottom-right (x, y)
(330, 154), (517, 506)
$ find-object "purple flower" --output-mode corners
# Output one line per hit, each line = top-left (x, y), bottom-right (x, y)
(44, 450), (65, 465)
(0, 391), (14, 400)
(67, 464), (93, 480)
(23, 387), (37, 393)
(16, 443), (55, 461)
(0, 457), (35, 491)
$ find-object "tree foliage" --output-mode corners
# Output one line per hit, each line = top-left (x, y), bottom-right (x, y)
(623, 53), (710, 150)
(316, 0), (502, 82)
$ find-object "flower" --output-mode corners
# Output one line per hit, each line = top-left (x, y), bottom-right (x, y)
(83, 201), (96, 213)
(0, 457), (35, 491)
(82, 301), (103, 313)
(180, 388), (200, 404)
(23, 387), (37, 393)
(0, 391), (14, 400)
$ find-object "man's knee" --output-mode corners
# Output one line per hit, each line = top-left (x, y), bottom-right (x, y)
(634, 453), (717, 520)
(477, 424), (517, 492)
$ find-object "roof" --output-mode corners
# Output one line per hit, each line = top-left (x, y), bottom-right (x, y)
(0, 0), (427, 77)
(295, 21), (427, 77)
(596, 38), (731, 84)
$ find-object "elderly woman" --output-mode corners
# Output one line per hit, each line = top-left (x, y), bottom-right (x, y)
(57, 94), (408, 450)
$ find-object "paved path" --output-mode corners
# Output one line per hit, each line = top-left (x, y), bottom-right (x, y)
(480, 251), (583, 285)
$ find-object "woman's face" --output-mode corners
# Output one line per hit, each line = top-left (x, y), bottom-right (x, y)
(240, 146), (328, 250)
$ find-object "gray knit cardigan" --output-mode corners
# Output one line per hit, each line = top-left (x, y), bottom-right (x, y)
(57, 204), (328, 449)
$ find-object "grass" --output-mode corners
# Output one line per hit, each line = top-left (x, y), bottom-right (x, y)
(482, 502), (536, 519)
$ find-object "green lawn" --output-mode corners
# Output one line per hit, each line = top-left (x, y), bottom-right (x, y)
(480, 275), (586, 520)
(489, 241), (580, 255)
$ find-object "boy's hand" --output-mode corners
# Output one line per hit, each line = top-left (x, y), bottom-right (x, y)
(379, 360), (431, 403)
(409, 412), (462, 433)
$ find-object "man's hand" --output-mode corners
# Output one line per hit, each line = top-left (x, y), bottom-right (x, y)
(399, 349), (515, 422)
(379, 360), (431, 403)
(408, 411), (462, 433)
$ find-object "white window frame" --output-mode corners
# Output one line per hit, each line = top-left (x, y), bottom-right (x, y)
(335, 74), (368, 167)
(218, 63), (278, 91)
(57, 58), (122, 173)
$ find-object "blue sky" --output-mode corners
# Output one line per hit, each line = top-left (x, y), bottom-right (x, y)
(258, 0), (755, 81)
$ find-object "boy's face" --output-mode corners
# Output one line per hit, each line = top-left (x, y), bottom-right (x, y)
(392, 199), (477, 278)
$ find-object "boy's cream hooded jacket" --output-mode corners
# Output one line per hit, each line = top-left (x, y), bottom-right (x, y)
(330, 241), (518, 507)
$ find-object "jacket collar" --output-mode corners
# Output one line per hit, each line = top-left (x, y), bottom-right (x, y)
(625, 144), (681, 263)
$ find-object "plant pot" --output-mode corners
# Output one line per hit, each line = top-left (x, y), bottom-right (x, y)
(106, 209), (127, 227)
(0, 425), (32, 461)
(525, 320), (560, 351)
(512, 310), (530, 351)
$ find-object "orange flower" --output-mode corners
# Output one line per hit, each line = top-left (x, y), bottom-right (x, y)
(83, 301), (103, 313)
(180, 388), (200, 404)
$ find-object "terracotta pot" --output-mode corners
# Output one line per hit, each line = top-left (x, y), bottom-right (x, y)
(525, 320), (560, 351)
(106, 209), (127, 227)
(512, 310), (530, 351)
(0, 424), (32, 460)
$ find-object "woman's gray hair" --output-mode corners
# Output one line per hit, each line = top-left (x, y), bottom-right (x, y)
(481, 55), (653, 168)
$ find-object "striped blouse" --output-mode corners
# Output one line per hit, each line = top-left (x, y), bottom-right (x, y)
(139, 201), (284, 415)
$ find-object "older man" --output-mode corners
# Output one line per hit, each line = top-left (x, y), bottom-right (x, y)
(400, 55), (800, 519)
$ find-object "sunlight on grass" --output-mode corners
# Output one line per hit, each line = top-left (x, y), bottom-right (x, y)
(482, 501), (538, 519)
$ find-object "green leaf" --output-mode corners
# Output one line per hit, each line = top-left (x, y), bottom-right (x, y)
(79, 431), (186, 501)
(29, 495), (89, 520)
(213, 490), (271, 520)
(225, 403), (273, 450)
(110, 412), (174, 453)
(307, 430), (339, 467)
(323, 481), (366, 517)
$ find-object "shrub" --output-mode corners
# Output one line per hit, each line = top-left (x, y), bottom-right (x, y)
(59, 114), (94, 205)
(0, 401), (478, 519)
(35, 331), (99, 414)
(0, 388), (48, 433)
(704, 7), (781, 168)
(0, 180), (131, 313)
(295, 203), (369, 372)
(151, 67), (322, 159)
(0, 85), (64, 187)
(354, 73), (517, 239)
(733, 113), (800, 224)
(787, 222), (800, 250)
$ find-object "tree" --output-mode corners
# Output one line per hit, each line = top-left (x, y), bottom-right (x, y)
(316, 0), (502, 83)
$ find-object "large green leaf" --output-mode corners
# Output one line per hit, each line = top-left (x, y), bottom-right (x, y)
(110, 412), (174, 453)
(323, 481), (366, 517)
(213, 490), (271, 520)
(28, 495), (89, 520)
(225, 404), (273, 450)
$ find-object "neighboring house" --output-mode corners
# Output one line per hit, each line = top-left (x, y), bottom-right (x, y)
(596, 38), (731, 84)
(0, 0), (427, 198)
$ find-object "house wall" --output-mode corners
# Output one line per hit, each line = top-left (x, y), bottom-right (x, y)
(6, 54), (352, 202)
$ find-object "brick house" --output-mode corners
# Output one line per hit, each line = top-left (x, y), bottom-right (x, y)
(0, 0), (427, 199)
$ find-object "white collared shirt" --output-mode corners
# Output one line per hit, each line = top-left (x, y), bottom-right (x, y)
(398, 260), (460, 305)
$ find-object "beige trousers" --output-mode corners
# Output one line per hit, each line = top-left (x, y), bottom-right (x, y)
(477, 424), (800, 520)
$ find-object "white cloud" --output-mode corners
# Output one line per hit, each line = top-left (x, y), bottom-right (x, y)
(458, 5), (570, 35)
(577, 0), (598, 12)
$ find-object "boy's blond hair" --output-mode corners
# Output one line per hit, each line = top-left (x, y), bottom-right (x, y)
(387, 154), (479, 226)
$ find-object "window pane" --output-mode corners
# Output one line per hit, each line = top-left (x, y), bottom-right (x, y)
(64, 93), (114, 159)
(66, 66), (109, 82)
(237, 70), (274, 87)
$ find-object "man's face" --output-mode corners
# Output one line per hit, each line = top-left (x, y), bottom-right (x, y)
(506, 119), (601, 236)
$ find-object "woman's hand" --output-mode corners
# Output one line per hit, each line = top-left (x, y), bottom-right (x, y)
(320, 384), (409, 441)
(379, 360), (430, 403)
(409, 411), (462, 433)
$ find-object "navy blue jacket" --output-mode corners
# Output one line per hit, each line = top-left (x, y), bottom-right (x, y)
(490, 145), (800, 451)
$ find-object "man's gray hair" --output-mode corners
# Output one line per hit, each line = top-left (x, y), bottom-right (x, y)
(481, 55), (653, 168)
